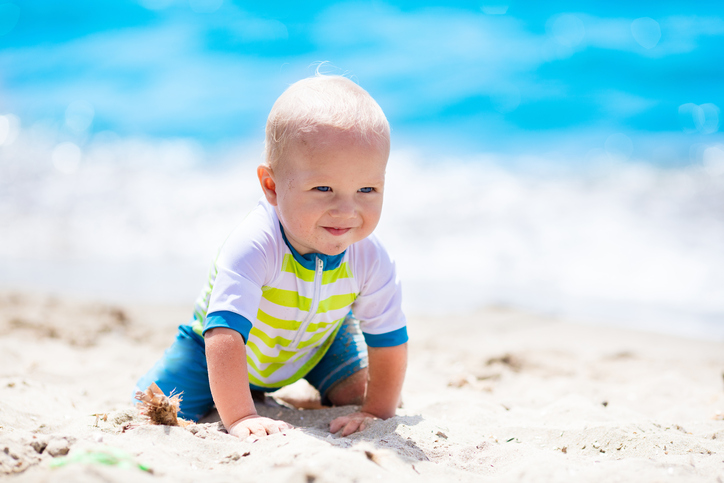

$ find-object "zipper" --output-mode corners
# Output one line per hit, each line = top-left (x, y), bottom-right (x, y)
(291, 256), (324, 348)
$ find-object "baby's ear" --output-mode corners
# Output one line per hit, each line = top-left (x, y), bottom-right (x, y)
(257, 164), (278, 206)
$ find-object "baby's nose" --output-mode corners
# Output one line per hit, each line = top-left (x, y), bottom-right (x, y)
(329, 199), (356, 217)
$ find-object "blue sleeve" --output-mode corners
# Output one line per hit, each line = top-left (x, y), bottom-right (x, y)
(202, 310), (253, 343)
(362, 326), (408, 348)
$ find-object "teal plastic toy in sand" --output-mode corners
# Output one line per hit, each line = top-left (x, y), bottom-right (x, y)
(50, 447), (151, 473)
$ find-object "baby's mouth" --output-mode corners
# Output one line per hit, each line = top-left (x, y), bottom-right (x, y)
(324, 227), (352, 236)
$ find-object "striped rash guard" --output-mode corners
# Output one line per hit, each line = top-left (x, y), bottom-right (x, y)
(191, 199), (407, 389)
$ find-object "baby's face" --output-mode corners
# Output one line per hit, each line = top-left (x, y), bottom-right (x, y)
(260, 126), (388, 256)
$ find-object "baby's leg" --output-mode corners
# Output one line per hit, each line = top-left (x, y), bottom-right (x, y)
(133, 324), (214, 421)
(326, 367), (367, 405)
(305, 314), (368, 406)
(325, 367), (403, 408)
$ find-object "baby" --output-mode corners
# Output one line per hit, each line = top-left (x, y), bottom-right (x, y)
(134, 75), (408, 439)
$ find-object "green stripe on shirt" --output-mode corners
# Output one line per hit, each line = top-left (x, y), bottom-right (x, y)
(261, 287), (312, 311)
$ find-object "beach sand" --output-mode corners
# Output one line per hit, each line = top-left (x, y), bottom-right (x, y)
(1, 291), (723, 482)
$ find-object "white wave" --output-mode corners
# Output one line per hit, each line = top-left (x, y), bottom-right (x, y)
(2, 128), (723, 338)
(379, 150), (724, 338)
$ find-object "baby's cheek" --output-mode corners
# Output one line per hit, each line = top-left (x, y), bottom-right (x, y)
(293, 218), (313, 235)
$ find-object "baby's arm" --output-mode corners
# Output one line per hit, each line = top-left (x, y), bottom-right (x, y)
(329, 343), (407, 436)
(205, 328), (291, 438)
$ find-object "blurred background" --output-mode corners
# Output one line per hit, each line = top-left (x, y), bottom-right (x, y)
(1, 1), (722, 339)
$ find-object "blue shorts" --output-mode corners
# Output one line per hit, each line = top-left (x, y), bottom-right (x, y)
(133, 315), (368, 421)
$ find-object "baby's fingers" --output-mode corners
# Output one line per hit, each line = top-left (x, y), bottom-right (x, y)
(228, 424), (251, 439)
(341, 419), (364, 437)
(264, 421), (286, 435)
(329, 414), (372, 436)
(258, 419), (293, 436)
(250, 424), (268, 437)
(228, 417), (292, 440)
(329, 416), (349, 434)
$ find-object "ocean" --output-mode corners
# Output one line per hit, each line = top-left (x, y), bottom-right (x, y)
(2, 126), (723, 340)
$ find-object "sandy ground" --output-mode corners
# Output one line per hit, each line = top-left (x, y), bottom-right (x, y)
(1, 291), (723, 482)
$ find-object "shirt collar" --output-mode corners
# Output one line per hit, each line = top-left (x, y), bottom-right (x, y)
(279, 224), (346, 271)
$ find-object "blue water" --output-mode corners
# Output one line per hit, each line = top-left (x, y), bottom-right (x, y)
(1, 1), (723, 158)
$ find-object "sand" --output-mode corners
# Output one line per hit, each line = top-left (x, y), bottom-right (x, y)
(1, 291), (723, 482)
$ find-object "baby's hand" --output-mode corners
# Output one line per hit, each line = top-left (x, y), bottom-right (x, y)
(227, 415), (292, 440)
(329, 411), (378, 437)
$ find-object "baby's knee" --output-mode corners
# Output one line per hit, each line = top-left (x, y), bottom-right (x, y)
(326, 368), (367, 406)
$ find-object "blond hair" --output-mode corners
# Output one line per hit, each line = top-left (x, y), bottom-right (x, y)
(265, 75), (390, 168)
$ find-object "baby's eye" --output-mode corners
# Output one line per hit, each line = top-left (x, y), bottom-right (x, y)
(315, 186), (331, 192)
(358, 187), (374, 193)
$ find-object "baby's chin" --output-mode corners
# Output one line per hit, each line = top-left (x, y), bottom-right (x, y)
(319, 244), (348, 256)
(315, 237), (355, 256)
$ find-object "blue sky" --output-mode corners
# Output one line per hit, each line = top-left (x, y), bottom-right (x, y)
(1, 0), (723, 164)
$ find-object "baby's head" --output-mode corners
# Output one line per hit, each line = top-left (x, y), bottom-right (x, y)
(258, 75), (391, 256)
(264, 75), (390, 171)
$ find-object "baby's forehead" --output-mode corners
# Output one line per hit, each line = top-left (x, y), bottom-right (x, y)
(274, 126), (388, 176)
(297, 124), (389, 150)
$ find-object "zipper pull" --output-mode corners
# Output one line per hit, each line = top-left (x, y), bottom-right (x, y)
(317, 257), (323, 272)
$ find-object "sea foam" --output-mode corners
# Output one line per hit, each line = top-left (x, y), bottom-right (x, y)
(2, 130), (723, 339)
